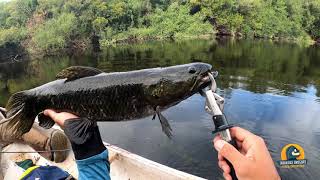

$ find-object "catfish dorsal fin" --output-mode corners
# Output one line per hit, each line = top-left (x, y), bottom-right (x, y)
(56, 66), (104, 82)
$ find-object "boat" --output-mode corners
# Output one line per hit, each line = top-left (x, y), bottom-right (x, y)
(0, 141), (206, 180)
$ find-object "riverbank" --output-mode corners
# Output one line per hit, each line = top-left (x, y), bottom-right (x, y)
(100, 32), (316, 48)
(0, 33), (318, 63)
(100, 33), (215, 46)
(0, 43), (28, 63)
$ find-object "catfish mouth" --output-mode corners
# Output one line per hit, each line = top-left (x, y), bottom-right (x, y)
(198, 73), (212, 90)
(190, 70), (212, 92)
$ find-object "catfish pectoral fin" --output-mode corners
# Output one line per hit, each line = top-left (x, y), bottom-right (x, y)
(38, 112), (55, 129)
(158, 113), (173, 138)
(156, 107), (173, 138)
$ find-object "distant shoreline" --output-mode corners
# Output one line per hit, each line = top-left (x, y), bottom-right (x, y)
(0, 35), (318, 63)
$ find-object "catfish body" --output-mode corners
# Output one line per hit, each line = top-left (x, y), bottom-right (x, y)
(33, 77), (154, 122)
(5, 63), (212, 137)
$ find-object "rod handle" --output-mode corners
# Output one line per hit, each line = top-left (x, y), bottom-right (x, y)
(225, 139), (238, 180)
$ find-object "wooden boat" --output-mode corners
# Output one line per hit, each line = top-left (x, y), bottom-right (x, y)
(0, 142), (206, 180)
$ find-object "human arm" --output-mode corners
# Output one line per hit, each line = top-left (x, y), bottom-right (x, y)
(213, 127), (280, 180)
(44, 109), (110, 180)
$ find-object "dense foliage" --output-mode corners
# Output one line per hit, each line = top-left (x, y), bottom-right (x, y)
(196, 0), (320, 42)
(0, 0), (319, 55)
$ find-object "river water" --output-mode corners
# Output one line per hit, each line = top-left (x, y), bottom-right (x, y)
(0, 39), (319, 179)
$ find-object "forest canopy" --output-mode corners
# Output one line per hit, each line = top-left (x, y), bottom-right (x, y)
(0, 0), (319, 56)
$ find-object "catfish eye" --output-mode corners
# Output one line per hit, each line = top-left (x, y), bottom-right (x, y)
(188, 66), (197, 74)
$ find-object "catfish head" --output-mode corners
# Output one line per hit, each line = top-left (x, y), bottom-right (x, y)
(144, 62), (212, 108)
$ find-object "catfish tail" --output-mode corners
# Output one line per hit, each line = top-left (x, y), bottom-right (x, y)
(5, 91), (36, 137)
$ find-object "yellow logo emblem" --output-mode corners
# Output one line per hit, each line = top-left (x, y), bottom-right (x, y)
(278, 144), (307, 168)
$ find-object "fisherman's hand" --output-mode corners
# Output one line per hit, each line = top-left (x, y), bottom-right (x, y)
(213, 127), (280, 180)
(44, 109), (106, 160)
(43, 109), (78, 127)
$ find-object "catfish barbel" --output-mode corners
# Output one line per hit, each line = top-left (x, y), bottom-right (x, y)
(4, 63), (212, 138)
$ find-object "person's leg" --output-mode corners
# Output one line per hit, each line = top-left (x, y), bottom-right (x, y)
(26, 124), (69, 163)
(0, 108), (68, 162)
(22, 126), (48, 149)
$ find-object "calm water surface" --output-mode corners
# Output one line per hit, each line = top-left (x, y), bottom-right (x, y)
(0, 39), (320, 180)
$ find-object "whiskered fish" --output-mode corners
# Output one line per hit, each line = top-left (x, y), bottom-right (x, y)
(4, 63), (212, 138)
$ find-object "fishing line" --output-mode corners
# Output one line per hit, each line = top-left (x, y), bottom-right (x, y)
(0, 149), (71, 153)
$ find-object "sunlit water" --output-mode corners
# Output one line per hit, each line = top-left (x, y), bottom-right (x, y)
(0, 39), (320, 179)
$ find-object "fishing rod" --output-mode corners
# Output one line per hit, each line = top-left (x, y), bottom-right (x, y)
(0, 149), (71, 153)
(201, 72), (238, 180)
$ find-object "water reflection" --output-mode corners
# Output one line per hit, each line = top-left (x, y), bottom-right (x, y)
(0, 39), (319, 179)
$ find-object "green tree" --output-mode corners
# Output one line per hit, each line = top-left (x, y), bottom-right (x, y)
(306, 0), (320, 39)
(199, 0), (244, 34)
(31, 13), (77, 54)
(93, 17), (108, 35)
(0, 27), (27, 46)
(149, 2), (213, 38)
(4, 0), (38, 27)
(0, 3), (10, 28)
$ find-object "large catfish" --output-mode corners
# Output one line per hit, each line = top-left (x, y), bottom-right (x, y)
(4, 63), (212, 138)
